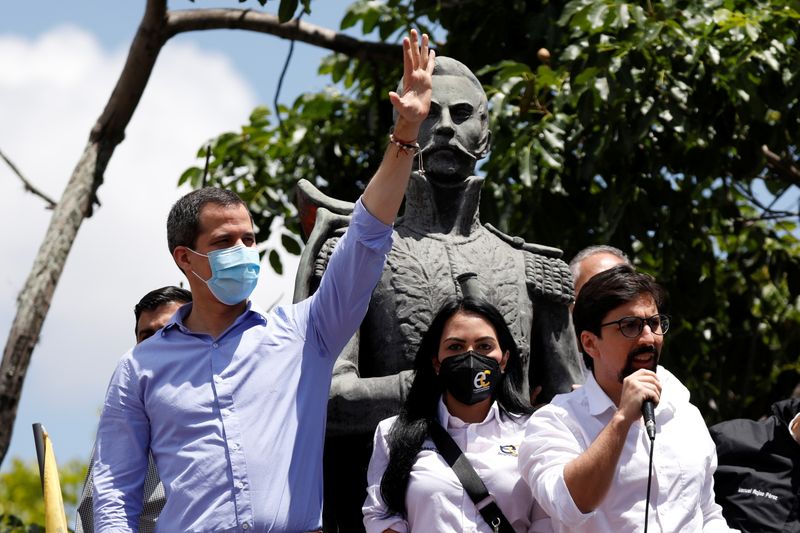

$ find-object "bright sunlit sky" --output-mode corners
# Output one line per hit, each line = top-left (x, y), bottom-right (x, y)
(0, 1), (374, 470)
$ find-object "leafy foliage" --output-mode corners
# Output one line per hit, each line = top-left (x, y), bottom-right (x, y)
(0, 514), (43, 533)
(185, 0), (799, 422)
(0, 458), (85, 531)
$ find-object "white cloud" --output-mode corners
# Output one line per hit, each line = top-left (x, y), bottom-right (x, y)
(0, 26), (298, 464)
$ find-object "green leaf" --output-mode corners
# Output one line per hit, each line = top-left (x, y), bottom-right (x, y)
(178, 167), (202, 187)
(278, 0), (299, 23)
(519, 144), (533, 186)
(341, 10), (359, 30)
(594, 77), (609, 101)
(268, 249), (283, 275)
(614, 3), (630, 29)
(744, 22), (760, 42)
(362, 8), (380, 34)
(573, 67), (600, 89)
(281, 233), (302, 255)
(588, 3), (609, 30)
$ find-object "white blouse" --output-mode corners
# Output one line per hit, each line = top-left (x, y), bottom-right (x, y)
(363, 398), (552, 533)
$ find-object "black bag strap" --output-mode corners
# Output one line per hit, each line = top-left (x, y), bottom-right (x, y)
(429, 421), (515, 533)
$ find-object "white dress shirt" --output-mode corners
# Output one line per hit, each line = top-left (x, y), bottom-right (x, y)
(519, 366), (735, 532)
(363, 399), (552, 533)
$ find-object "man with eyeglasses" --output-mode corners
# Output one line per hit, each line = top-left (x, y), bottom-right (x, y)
(519, 264), (733, 532)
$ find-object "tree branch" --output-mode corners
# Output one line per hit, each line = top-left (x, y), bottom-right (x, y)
(0, 148), (57, 209)
(90, 0), (168, 149)
(762, 145), (800, 185)
(165, 8), (400, 62)
(733, 182), (798, 220)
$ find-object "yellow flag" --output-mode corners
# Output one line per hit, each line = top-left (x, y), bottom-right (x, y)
(33, 424), (68, 533)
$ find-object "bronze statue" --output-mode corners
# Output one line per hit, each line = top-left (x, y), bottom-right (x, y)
(294, 56), (584, 532)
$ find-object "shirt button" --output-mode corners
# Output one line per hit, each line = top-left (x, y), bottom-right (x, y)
(242, 523), (249, 530)
(237, 480), (245, 489)
(231, 442), (240, 450)
(212, 342), (219, 348)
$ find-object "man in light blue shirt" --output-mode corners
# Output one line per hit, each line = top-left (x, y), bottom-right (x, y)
(92, 29), (435, 533)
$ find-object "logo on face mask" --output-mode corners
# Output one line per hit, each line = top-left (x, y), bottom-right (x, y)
(473, 369), (492, 390)
(439, 351), (502, 405)
(189, 244), (260, 305)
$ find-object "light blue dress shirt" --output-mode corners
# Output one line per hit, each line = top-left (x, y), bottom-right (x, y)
(93, 199), (392, 532)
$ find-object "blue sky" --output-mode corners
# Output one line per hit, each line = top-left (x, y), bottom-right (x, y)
(0, 0), (366, 473)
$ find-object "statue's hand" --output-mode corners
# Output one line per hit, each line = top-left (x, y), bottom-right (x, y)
(389, 29), (434, 134)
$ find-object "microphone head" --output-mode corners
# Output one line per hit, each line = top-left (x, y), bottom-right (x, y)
(641, 400), (656, 440)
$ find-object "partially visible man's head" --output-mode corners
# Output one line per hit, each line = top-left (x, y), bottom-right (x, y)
(134, 286), (192, 343)
(573, 264), (665, 378)
(569, 245), (630, 299)
(167, 187), (250, 256)
(398, 56), (491, 183)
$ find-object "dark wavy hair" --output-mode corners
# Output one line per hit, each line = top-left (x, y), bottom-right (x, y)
(379, 295), (532, 517)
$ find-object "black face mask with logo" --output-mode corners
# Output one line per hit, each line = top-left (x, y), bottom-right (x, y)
(439, 350), (502, 405)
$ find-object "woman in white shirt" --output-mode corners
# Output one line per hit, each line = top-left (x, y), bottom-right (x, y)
(362, 295), (552, 533)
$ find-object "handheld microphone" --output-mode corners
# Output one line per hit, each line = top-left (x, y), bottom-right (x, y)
(642, 400), (656, 441)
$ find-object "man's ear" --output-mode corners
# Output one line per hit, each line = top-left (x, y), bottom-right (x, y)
(580, 331), (601, 361)
(476, 129), (492, 159)
(173, 246), (191, 274)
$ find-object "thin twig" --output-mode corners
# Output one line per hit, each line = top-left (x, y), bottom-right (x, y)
(0, 148), (57, 209)
(275, 11), (304, 135)
(733, 182), (796, 219)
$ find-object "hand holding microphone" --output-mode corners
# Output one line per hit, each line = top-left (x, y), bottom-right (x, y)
(619, 369), (661, 439)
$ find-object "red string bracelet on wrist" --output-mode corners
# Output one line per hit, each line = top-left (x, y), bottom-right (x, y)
(389, 132), (425, 176)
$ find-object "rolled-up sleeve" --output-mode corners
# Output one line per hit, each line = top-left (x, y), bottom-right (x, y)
(518, 408), (596, 529)
(363, 419), (408, 533)
(93, 356), (151, 532)
(307, 197), (393, 358)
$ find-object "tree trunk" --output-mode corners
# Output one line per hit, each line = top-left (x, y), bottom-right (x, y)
(0, 0), (169, 466)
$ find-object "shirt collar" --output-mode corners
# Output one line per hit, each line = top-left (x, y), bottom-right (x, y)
(162, 300), (268, 336)
(655, 366), (686, 416)
(583, 372), (618, 417)
(437, 395), (501, 429)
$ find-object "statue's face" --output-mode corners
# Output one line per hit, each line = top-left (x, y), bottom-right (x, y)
(418, 75), (490, 184)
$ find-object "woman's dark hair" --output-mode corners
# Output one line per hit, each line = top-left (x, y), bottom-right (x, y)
(379, 295), (532, 516)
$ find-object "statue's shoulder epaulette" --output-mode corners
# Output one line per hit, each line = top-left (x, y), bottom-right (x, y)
(313, 230), (346, 279)
(484, 223), (574, 304)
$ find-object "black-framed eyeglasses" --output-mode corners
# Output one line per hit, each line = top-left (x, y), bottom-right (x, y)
(600, 314), (670, 338)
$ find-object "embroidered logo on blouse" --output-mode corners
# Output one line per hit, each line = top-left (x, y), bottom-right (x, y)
(499, 444), (518, 457)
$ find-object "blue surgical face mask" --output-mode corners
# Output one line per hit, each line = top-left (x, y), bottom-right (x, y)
(188, 244), (260, 305)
